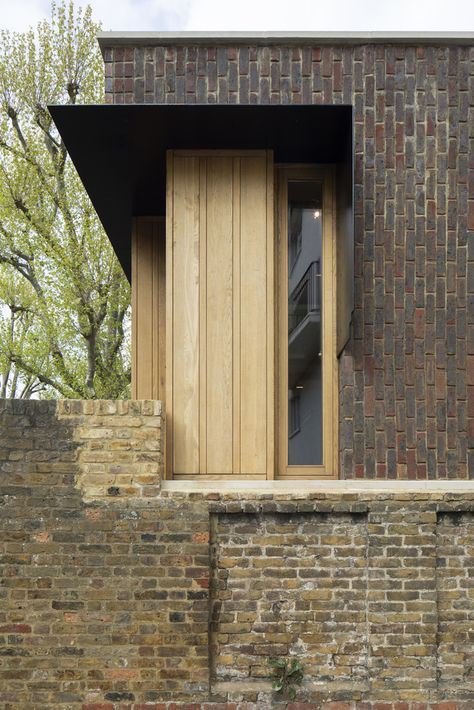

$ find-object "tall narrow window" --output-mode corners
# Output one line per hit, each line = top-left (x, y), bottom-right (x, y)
(277, 167), (337, 479)
(287, 181), (323, 465)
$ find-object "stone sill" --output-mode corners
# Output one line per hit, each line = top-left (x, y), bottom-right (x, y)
(162, 479), (474, 494)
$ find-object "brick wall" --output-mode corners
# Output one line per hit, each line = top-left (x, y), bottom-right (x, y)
(210, 512), (369, 698)
(56, 399), (163, 499)
(2, 398), (474, 707)
(103, 42), (474, 480)
(437, 512), (474, 698)
(0, 399), (209, 708)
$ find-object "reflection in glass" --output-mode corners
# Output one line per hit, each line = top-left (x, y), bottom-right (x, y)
(287, 181), (323, 465)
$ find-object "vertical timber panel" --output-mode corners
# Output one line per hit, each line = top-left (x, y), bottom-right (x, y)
(198, 160), (208, 474)
(239, 155), (271, 475)
(156, 220), (166, 402)
(168, 151), (273, 478)
(266, 152), (275, 479)
(131, 217), (165, 401)
(170, 155), (201, 475)
(206, 157), (234, 474)
(232, 159), (241, 475)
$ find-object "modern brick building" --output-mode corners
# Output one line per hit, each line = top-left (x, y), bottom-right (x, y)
(1, 31), (474, 709)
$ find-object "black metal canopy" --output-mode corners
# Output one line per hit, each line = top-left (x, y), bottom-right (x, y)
(49, 104), (352, 281)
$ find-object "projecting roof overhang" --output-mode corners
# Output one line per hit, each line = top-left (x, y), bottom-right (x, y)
(49, 104), (353, 281)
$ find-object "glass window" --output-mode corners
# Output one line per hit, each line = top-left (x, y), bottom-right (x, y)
(287, 181), (323, 466)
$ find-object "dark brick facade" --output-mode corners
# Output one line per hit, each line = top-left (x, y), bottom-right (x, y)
(103, 42), (474, 480)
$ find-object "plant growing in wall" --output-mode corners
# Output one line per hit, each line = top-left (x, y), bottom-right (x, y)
(268, 657), (304, 701)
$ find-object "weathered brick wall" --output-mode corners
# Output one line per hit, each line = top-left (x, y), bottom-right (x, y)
(0, 399), (209, 708)
(103, 42), (474, 480)
(437, 512), (474, 698)
(2, 398), (474, 708)
(210, 512), (369, 699)
(206, 497), (474, 706)
(56, 399), (162, 499)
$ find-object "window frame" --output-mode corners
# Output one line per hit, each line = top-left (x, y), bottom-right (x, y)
(276, 165), (338, 479)
(288, 393), (301, 439)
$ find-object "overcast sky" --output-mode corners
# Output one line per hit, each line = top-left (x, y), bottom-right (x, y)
(2, 0), (474, 33)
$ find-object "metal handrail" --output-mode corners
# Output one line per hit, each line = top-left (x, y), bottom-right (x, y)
(288, 260), (321, 334)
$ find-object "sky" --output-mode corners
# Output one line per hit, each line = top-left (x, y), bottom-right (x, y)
(2, 0), (474, 33)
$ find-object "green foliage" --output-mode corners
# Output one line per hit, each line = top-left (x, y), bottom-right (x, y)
(0, 1), (131, 399)
(268, 656), (304, 701)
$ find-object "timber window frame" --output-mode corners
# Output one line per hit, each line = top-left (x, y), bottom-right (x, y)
(276, 165), (338, 479)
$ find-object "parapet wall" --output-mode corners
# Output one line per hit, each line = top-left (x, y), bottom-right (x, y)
(56, 398), (163, 499)
(1, 398), (474, 709)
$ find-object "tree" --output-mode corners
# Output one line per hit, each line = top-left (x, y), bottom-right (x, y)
(0, 267), (48, 398)
(0, 1), (131, 399)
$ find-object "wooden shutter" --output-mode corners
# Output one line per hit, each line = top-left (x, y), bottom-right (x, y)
(166, 151), (274, 479)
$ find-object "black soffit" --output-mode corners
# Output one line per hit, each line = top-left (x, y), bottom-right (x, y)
(49, 104), (353, 281)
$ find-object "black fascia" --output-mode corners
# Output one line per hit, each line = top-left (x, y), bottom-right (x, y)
(48, 104), (353, 281)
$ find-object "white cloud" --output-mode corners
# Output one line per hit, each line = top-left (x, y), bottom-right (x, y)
(0, 0), (191, 32)
(91, 0), (190, 31)
(1, 0), (52, 32)
(184, 0), (474, 31)
(1, 0), (473, 33)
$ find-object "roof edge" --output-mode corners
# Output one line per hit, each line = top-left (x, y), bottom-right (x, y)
(97, 30), (474, 48)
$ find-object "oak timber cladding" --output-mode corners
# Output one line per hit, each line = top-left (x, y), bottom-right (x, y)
(166, 151), (274, 479)
(131, 217), (165, 401)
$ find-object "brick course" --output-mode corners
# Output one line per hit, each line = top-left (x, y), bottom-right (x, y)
(56, 398), (163, 498)
(436, 512), (474, 700)
(103, 41), (474, 480)
(0, 400), (208, 708)
(210, 512), (368, 699)
(2, 398), (474, 707)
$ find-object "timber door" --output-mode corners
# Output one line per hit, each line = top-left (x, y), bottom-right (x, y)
(166, 151), (274, 479)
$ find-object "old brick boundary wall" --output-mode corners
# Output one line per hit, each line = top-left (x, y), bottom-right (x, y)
(1, 399), (474, 708)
